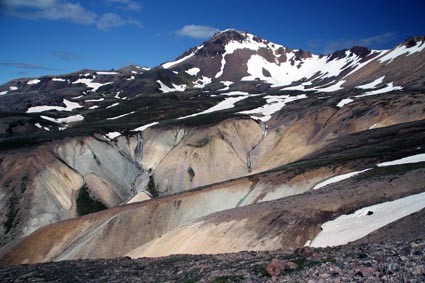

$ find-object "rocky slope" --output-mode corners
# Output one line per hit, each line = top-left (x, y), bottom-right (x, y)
(1, 238), (424, 282)
(0, 30), (424, 272)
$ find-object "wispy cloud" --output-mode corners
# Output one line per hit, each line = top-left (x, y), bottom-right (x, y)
(1, 0), (142, 30)
(0, 62), (56, 70)
(96, 13), (142, 30)
(318, 32), (396, 54)
(176, 25), (219, 39)
(50, 50), (82, 61)
(106, 0), (142, 11)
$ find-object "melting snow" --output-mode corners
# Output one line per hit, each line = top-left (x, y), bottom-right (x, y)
(107, 111), (135, 120)
(312, 169), (371, 190)
(356, 82), (402, 97)
(336, 98), (354, 108)
(310, 191), (425, 247)
(132, 121), (159, 132)
(378, 42), (425, 65)
(377, 153), (425, 167)
(72, 77), (113, 91)
(52, 77), (66, 82)
(186, 67), (200, 76)
(27, 79), (41, 85)
(26, 99), (82, 113)
(240, 94), (307, 122)
(9, 86), (18, 91)
(356, 76), (385, 89)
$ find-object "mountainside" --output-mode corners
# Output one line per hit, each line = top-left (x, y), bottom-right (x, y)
(0, 30), (425, 278)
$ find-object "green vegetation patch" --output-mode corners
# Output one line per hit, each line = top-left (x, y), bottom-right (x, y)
(76, 185), (107, 216)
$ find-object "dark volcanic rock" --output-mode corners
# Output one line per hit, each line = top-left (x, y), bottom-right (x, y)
(0, 239), (424, 282)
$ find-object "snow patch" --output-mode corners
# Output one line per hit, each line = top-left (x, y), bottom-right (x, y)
(0, 91), (7, 95)
(105, 132), (121, 139)
(9, 86), (18, 91)
(218, 81), (234, 91)
(336, 98), (354, 108)
(126, 76), (135, 81)
(310, 191), (425, 247)
(179, 91), (250, 120)
(132, 121), (159, 132)
(27, 79), (41, 85)
(356, 76), (385, 89)
(378, 42), (425, 65)
(157, 80), (186, 93)
(52, 78), (66, 82)
(84, 98), (104, 102)
(312, 169), (371, 190)
(107, 111), (135, 120)
(41, 114), (84, 124)
(356, 82), (402, 97)
(162, 45), (204, 69)
(106, 102), (119, 109)
(193, 76), (212, 88)
(186, 67), (200, 76)
(377, 153), (425, 167)
(26, 99), (82, 113)
(72, 77), (113, 91)
(96, 71), (119, 75)
(240, 94), (307, 122)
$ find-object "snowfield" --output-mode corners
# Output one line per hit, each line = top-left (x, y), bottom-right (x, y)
(309, 191), (425, 247)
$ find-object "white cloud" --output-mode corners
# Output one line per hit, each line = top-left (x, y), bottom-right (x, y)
(1, 0), (56, 9)
(176, 25), (219, 39)
(1, 0), (142, 30)
(97, 13), (125, 30)
(97, 13), (142, 30)
(106, 0), (142, 11)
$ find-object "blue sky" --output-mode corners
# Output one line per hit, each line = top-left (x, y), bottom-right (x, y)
(1, 0), (424, 84)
